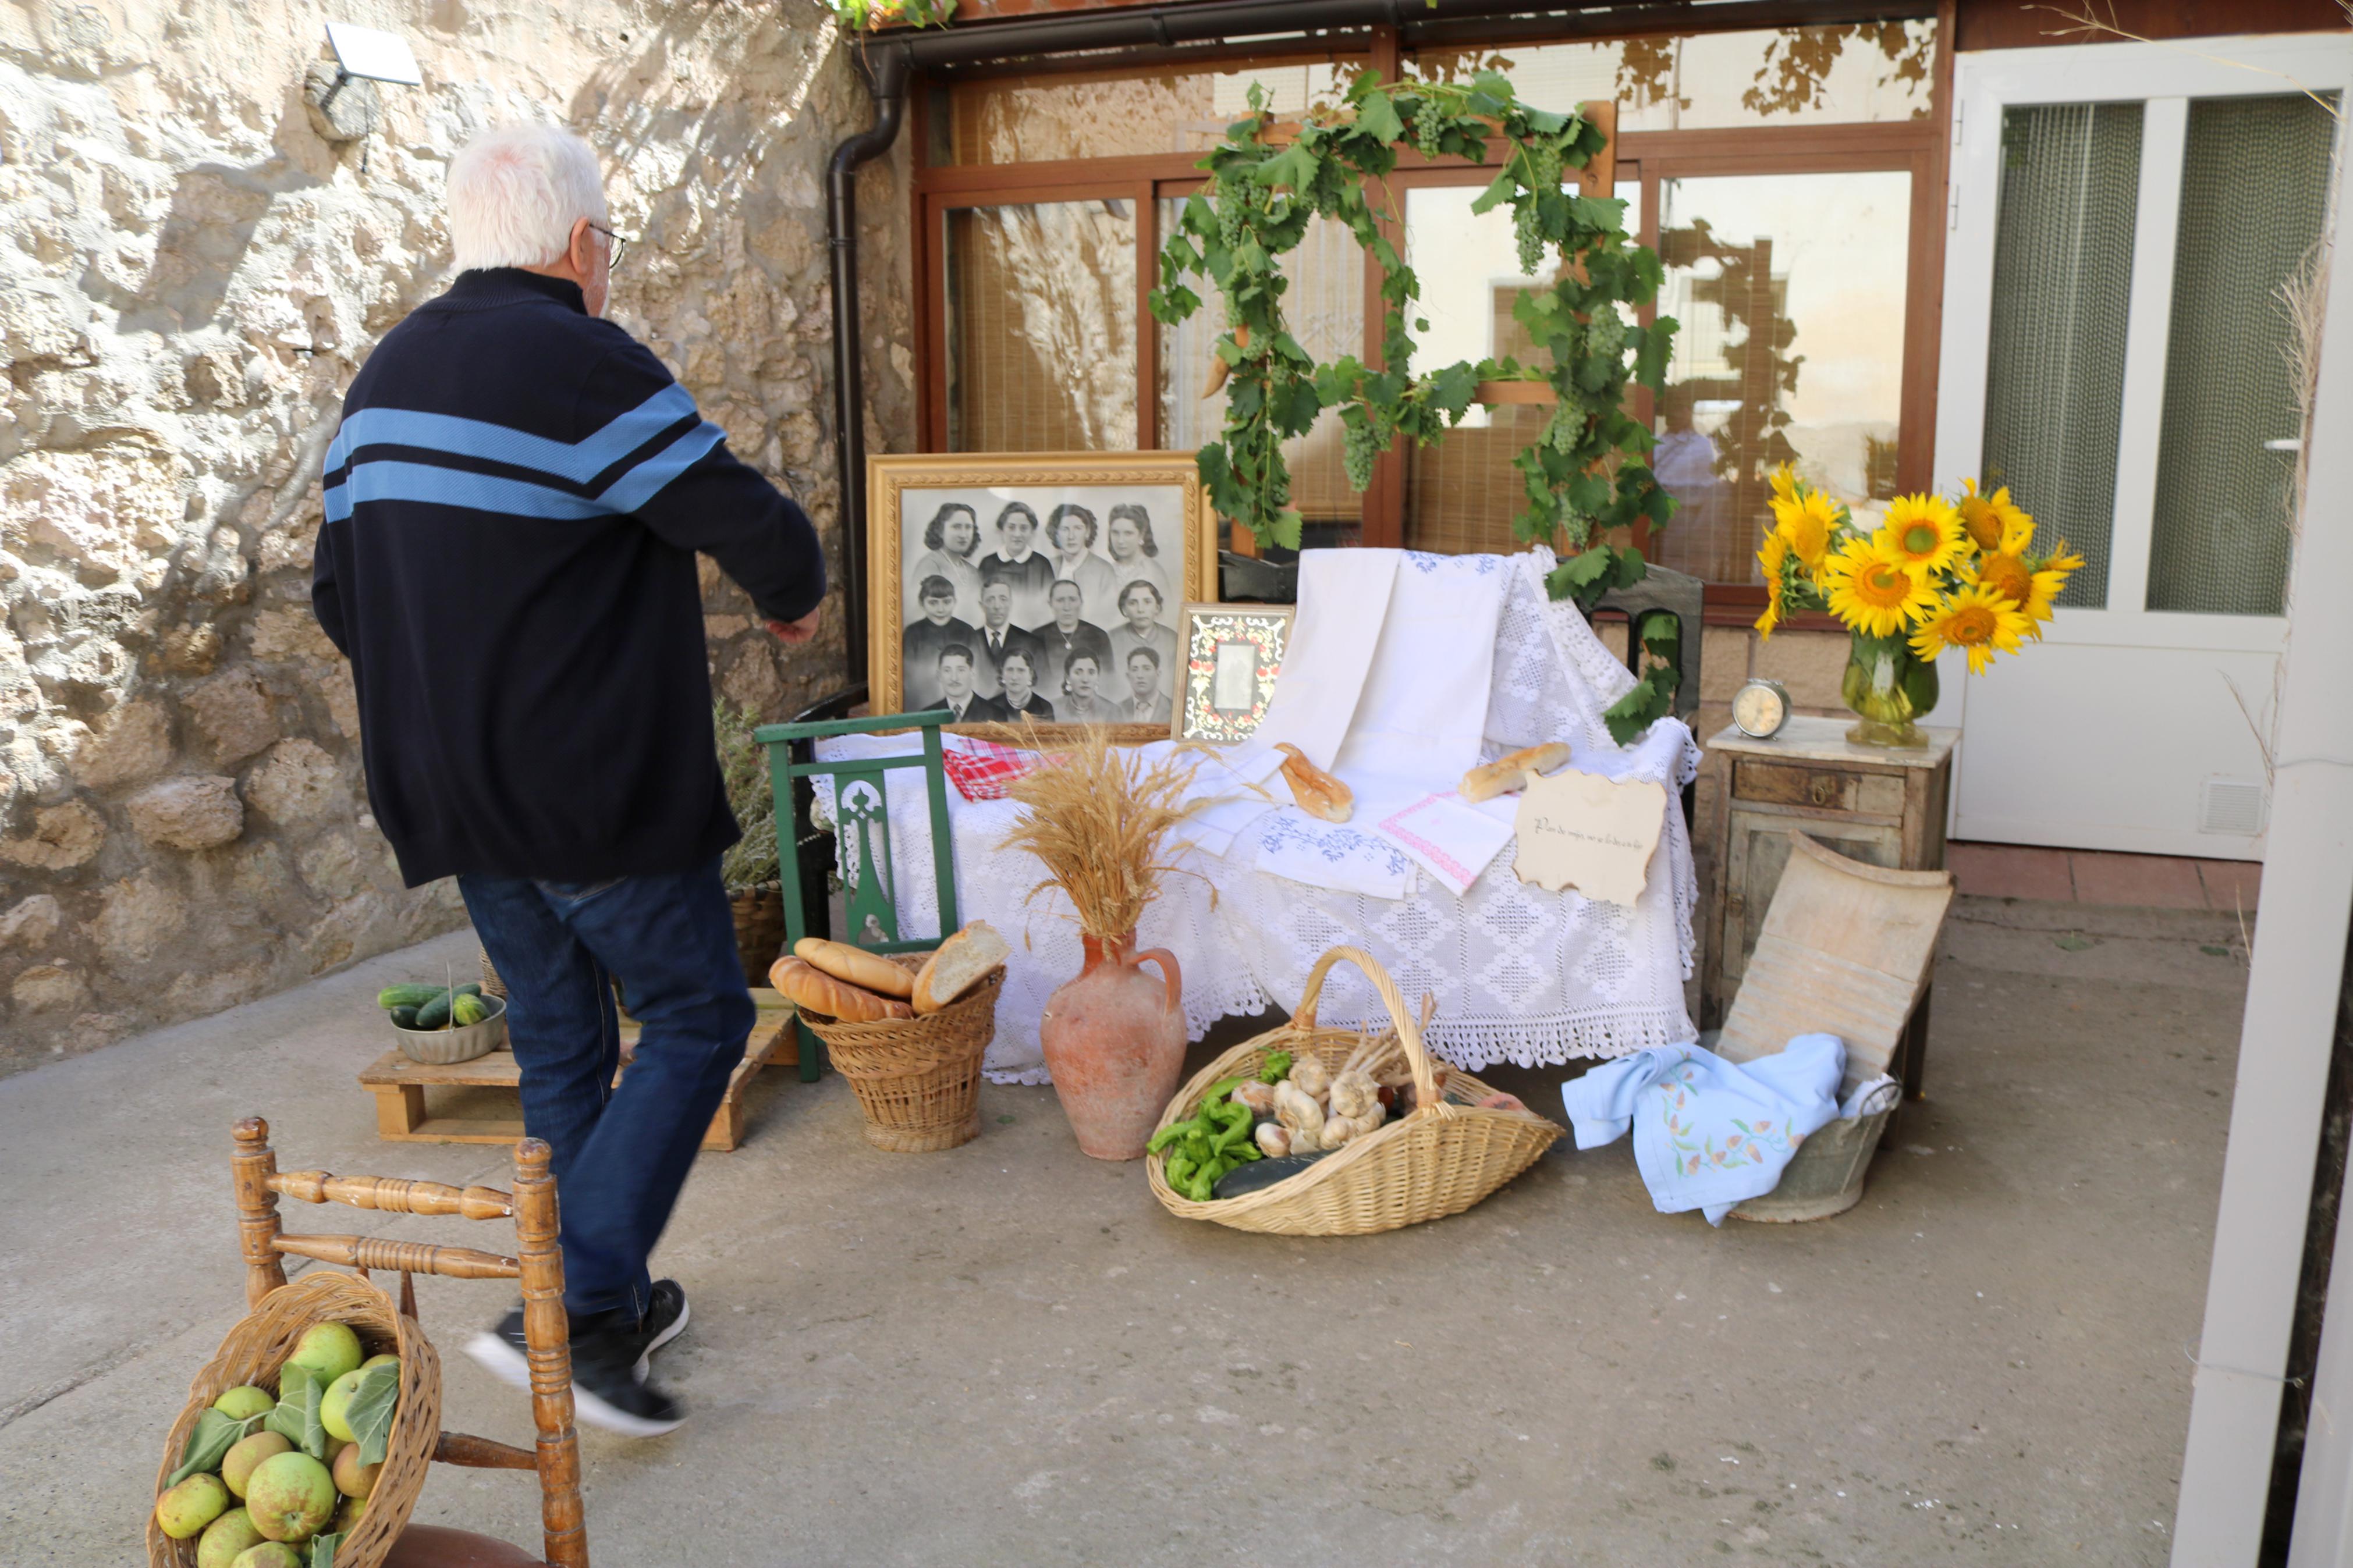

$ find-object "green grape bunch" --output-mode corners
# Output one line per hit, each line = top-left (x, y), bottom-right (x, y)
(1341, 415), (1379, 492)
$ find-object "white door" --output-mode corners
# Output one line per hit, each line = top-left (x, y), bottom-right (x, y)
(1934, 35), (2347, 859)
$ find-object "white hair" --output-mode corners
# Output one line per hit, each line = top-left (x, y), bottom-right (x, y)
(446, 123), (609, 271)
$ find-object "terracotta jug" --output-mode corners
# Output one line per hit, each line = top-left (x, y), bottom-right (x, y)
(1038, 933), (1185, 1160)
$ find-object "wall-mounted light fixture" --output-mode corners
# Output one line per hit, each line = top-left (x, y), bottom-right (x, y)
(304, 21), (422, 145)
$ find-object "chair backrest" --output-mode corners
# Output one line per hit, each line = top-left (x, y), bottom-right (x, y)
(1716, 831), (1955, 1097)
(232, 1118), (585, 1568)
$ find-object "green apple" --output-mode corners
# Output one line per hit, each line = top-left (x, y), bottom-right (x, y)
(360, 1352), (399, 1372)
(221, 1430), (292, 1499)
(195, 1507), (266, 1568)
(320, 1367), (363, 1443)
(154, 1473), (230, 1539)
(331, 1441), (381, 1499)
(243, 1450), (335, 1543)
(230, 1544), (302, 1568)
(283, 1321), (363, 1389)
(332, 1492), (367, 1533)
(211, 1385), (275, 1421)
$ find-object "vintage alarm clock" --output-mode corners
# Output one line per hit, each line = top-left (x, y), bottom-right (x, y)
(1731, 677), (1791, 739)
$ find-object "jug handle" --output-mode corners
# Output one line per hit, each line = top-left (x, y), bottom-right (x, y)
(1133, 947), (1182, 1018)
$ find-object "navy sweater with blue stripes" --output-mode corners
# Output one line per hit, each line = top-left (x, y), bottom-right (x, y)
(313, 268), (825, 887)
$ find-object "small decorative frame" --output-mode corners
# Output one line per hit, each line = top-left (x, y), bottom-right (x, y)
(1171, 602), (1296, 744)
(868, 451), (1218, 743)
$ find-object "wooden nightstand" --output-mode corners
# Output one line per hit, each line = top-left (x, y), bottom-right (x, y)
(1701, 716), (1959, 1098)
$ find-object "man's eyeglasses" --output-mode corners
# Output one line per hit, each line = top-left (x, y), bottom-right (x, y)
(587, 222), (634, 274)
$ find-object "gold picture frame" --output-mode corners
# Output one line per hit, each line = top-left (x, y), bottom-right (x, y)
(1171, 602), (1296, 744)
(868, 451), (1216, 742)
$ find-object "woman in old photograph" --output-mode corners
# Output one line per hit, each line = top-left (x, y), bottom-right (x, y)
(1045, 503), (1120, 626)
(993, 647), (1056, 723)
(1103, 503), (1172, 613)
(1055, 651), (1111, 725)
(904, 501), (982, 624)
(1035, 578), (1113, 697)
(1105, 579), (1177, 700)
(978, 500), (1056, 629)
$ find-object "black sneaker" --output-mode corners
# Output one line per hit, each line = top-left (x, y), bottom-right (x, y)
(466, 1301), (686, 1439)
(629, 1279), (690, 1378)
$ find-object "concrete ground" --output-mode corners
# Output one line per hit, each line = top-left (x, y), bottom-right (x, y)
(2, 894), (2248, 1566)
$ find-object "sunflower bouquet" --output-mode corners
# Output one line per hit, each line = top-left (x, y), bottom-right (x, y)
(1753, 466), (2081, 745)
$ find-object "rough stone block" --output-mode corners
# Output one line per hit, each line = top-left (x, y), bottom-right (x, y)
(94, 872), (187, 965)
(184, 668), (278, 764)
(242, 739), (341, 824)
(0, 894), (63, 949)
(126, 775), (242, 850)
(1, 801), (107, 869)
(72, 699), (173, 789)
(11, 963), (88, 1014)
(1754, 628), (1848, 709)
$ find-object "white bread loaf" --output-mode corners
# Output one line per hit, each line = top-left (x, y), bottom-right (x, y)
(1457, 742), (1572, 803)
(793, 936), (916, 999)
(911, 920), (1010, 1014)
(769, 956), (914, 1022)
(1275, 743), (1353, 824)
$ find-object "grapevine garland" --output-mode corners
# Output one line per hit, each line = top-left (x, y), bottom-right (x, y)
(1149, 70), (1685, 741)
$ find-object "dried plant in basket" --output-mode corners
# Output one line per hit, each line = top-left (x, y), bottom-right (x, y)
(989, 725), (1211, 943)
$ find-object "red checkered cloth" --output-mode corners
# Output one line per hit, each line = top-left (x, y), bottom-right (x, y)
(942, 736), (1045, 802)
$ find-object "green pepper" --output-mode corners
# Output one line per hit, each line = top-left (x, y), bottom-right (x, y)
(1202, 1076), (1243, 1105)
(1258, 1050), (1294, 1084)
(1166, 1151), (1197, 1190)
(1147, 1121), (1187, 1155)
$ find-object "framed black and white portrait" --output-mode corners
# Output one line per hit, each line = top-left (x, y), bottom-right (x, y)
(868, 453), (1216, 739)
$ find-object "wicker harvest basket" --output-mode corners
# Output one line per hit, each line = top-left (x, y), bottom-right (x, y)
(150, 1269), (440, 1568)
(730, 884), (787, 989)
(798, 955), (1006, 1153)
(1147, 947), (1562, 1236)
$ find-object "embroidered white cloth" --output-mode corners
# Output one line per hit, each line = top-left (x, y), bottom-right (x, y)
(811, 545), (1699, 1082)
(1372, 790), (1516, 897)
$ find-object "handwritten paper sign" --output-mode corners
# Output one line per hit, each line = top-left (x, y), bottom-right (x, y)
(1511, 767), (1668, 906)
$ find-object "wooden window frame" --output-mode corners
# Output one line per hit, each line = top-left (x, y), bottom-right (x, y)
(907, 3), (1956, 613)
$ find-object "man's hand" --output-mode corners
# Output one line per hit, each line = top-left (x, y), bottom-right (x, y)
(766, 606), (822, 645)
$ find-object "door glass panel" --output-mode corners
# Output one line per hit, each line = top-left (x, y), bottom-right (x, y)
(1158, 201), (1365, 545)
(1982, 104), (2143, 610)
(942, 58), (1365, 164)
(1398, 177), (1644, 555)
(946, 200), (1137, 452)
(1406, 22), (1937, 130)
(2146, 93), (2338, 615)
(1651, 170), (1912, 584)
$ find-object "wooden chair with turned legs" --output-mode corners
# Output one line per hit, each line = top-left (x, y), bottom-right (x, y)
(232, 1117), (587, 1568)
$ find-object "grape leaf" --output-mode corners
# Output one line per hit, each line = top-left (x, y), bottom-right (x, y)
(266, 1369), (328, 1461)
(166, 1408), (267, 1488)
(347, 1360), (402, 1468)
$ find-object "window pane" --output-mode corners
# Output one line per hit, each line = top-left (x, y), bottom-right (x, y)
(1982, 104), (2142, 610)
(1398, 177), (1645, 556)
(946, 200), (1137, 452)
(944, 58), (1364, 165)
(1157, 201), (1365, 543)
(1407, 22), (1936, 130)
(2146, 93), (2337, 615)
(1651, 170), (1912, 585)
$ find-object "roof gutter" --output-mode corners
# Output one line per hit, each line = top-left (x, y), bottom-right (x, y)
(819, 0), (1909, 692)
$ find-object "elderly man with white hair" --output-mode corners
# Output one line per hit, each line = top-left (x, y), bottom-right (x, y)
(312, 123), (824, 1437)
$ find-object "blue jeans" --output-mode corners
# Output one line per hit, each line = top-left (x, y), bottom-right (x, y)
(457, 859), (753, 1319)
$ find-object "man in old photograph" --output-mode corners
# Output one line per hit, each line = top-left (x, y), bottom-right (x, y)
(1120, 647), (1173, 726)
(934, 645), (998, 724)
(1035, 578), (1113, 698)
(978, 500), (1055, 628)
(1045, 502), (1119, 624)
(969, 578), (1044, 700)
(902, 575), (978, 710)
(1106, 579), (1177, 699)
(904, 500), (982, 624)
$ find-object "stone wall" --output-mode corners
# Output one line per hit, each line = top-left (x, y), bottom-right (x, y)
(0, 0), (913, 1073)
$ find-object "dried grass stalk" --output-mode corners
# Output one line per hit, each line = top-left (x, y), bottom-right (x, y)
(990, 725), (1208, 942)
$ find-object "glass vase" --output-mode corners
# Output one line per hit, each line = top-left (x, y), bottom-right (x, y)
(1839, 631), (1940, 748)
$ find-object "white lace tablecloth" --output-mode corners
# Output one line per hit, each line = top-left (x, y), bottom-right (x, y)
(814, 548), (1699, 1083)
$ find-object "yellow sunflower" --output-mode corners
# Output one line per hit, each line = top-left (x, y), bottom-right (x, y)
(1821, 538), (1938, 638)
(1770, 487), (1840, 571)
(1876, 493), (1966, 575)
(1967, 548), (2065, 638)
(1955, 478), (2031, 554)
(1769, 463), (1799, 505)
(1909, 584), (2034, 674)
(1755, 531), (1789, 636)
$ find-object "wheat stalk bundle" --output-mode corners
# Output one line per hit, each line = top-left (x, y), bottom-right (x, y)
(990, 726), (1209, 942)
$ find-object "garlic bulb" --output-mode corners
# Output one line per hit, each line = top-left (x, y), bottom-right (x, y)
(1289, 1055), (1333, 1100)
(1255, 1122), (1291, 1158)
(1231, 1079), (1277, 1117)
(1273, 1079), (1326, 1142)
(1328, 1069), (1379, 1120)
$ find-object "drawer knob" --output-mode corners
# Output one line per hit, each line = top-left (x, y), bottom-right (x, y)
(1809, 776), (1839, 805)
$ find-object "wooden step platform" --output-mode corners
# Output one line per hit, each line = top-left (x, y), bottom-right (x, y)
(357, 990), (796, 1153)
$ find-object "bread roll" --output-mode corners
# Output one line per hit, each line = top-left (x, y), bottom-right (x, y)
(1457, 742), (1572, 803)
(1274, 742), (1354, 824)
(911, 920), (1011, 1014)
(793, 936), (915, 999)
(768, 956), (914, 1023)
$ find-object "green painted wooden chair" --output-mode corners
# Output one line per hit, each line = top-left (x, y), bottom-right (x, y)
(755, 706), (961, 1081)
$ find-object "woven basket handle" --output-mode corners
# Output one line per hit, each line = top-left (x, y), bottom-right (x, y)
(1293, 945), (1439, 1111)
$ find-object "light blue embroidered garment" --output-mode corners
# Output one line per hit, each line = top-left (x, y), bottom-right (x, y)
(1561, 1034), (1865, 1225)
